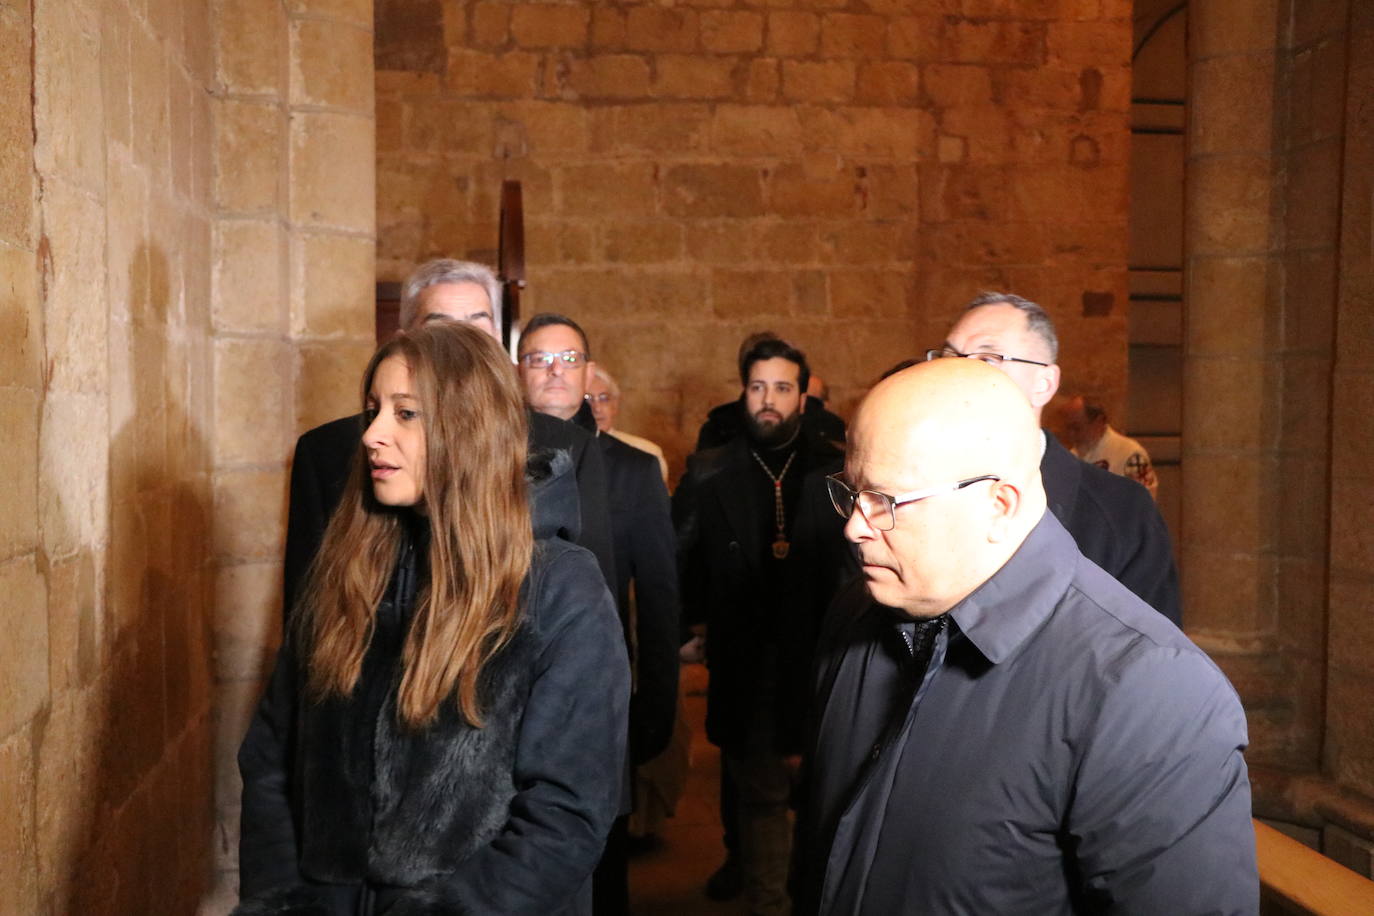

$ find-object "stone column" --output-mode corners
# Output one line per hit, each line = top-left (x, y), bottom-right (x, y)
(1183, 0), (1339, 775)
(205, 0), (375, 909)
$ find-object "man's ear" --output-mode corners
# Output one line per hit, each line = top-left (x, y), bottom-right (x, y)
(1029, 364), (1061, 409)
(799, 391), (808, 413)
(986, 480), (1022, 544)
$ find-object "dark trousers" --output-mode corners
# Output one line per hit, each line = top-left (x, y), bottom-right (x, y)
(592, 814), (630, 916)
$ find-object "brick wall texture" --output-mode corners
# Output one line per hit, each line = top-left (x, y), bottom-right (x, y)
(376, 0), (1135, 474)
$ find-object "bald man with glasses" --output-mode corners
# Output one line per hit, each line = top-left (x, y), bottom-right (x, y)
(792, 358), (1255, 915)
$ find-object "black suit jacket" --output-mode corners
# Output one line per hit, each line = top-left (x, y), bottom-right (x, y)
(673, 431), (844, 753)
(597, 431), (681, 765)
(282, 410), (616, 626)
(1041, 432), (1181, 625)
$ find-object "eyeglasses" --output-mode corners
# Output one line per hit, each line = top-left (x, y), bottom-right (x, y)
(826, 473), (1001, 531)
(520, 349), (587, 370)
(584, 392), (615, 404)
(925, 346), (1049, 368)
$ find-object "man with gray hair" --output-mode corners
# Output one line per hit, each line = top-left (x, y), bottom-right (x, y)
(926, 291), (1180, 625)
(281, 258), (615, 622)
(793, 359), (1255, 913)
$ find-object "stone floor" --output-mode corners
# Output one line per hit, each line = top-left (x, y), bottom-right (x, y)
(627, 662), (752, 916)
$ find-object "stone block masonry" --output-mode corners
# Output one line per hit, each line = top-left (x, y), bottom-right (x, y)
(376, 0), (1133, 479)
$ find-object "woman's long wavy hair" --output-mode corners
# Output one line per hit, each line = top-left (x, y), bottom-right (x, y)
(298, 322), (532, 729)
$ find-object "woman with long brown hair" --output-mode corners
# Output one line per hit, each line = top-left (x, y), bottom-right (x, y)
(235, 322), (629, 915)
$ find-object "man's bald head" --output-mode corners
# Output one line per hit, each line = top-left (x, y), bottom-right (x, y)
(842, 359), (1047, 618)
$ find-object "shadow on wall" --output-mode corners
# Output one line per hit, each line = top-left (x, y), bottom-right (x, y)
(58, 244), (214, 914)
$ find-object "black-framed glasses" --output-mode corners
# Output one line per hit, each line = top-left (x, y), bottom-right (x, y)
(925, 346), (1049, 368)
(826, 473), (1001, 531)
(520, 349), (587, 370)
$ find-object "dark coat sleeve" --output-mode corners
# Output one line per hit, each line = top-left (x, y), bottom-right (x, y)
(670, 458), (709, 632)
(1069, 648), (1257, 913)
(1107, 481), (1182, 627)
(237, 644), (306, 901)
(388, 546), (630, 915)
(283, 417), (360, 629)
(614, 448), (681, 764)
(529, 411), (617, 590)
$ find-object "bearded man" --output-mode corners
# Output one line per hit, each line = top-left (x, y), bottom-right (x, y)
(673, 335), (844, 916)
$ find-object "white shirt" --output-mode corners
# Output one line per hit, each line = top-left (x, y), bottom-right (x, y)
(1074, 424), (1158, 500)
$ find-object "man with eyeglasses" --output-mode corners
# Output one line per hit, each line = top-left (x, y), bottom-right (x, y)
(673, 335), (844, 915)
(516, 312), (681, 916)
(281, 260), (616, 628)
(792, 358), (1255, 915)
(926, 291), (1180, 625)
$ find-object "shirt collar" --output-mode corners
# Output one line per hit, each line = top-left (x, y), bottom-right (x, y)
(947, 511), (1077, 665)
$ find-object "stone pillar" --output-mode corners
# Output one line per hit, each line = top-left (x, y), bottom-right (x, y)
(1183, 0), (1339, 774)
(205, 0), (375, 908)
(1325, 2), (1374, 816)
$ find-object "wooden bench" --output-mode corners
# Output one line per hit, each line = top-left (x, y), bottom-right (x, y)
(1256, 819), (1374, 914)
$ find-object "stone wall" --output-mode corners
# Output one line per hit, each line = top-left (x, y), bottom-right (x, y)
(376, 0), (1134, 476)
(0, 1), (376, 911)
(2, 0), (217, 910)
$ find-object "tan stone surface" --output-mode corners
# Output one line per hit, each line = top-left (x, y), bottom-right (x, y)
(131, 19), (171, 175)
(653, 54), (735, 100)
(214, 337), (291, 466)
(766, 10), (819, 56)
(0, 727), (38, 913)
(625, 6), (698, 53)
(601, 222), (684, 264)
(510, 2), (589, 48)
(212, 220), (286, 333)
(701, 10), (763, 54)
(0, 388), (38, 565)
(42, 180), (109, 393)
(820, 12), (886, 59)
(780, 59), (855, 103)
(293, 231), (376, 338)
(285, 0), (371, 28)
(213, 562), (282, 679)
(290, 18), (373, 111)
(294, 339), (376, 435)
(213, 468), (287, 561)
(1189, 54), (1276, 155)
(0, 0), (36, 246)
(214, 100), (284, 214)
(0, 244), (40, 389)
(561, 53), (651, 99)
(289, 112), (375, 232)
(40, 392), (110, 561)
(559, 162), (658, 217)
(33, 0), (104, 189)
(0, 556), (49, 737)
(216, 0), (286, 95)
(46, 551), (99, 693)
(664, 164), (764, 218)
(589, 103), (709, 155)
(710, 104), (802, 157)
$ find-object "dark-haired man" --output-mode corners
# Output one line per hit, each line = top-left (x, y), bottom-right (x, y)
(695, 331), (847, 451)
(674, 335), (843, 916)
(516, 312), (681, 916)
(927, 291), (1180, 625)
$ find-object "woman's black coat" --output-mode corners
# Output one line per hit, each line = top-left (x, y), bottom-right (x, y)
(236, 454), (629, 915)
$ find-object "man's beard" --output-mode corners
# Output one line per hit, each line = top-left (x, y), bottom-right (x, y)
(747, 409), (802, 447)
